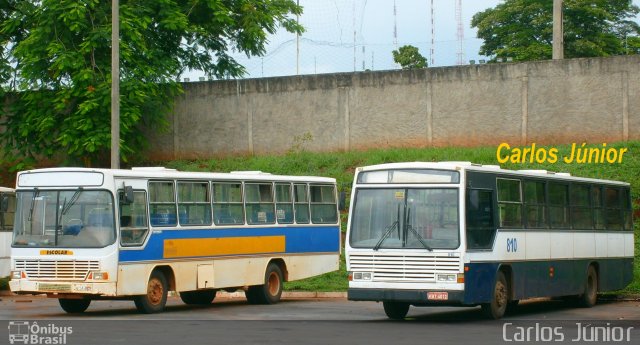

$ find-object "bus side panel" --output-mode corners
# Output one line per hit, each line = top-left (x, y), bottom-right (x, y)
(598, 258), (634, 291)
(0, 232), (11, 277)
(466, 258), (633, 304)
(213, 258), (269, 287)
(463, 262), (499, 304)
(284, 254), (339, 281)
(118, 264), (156, 295)
(512, 260), (584, 299)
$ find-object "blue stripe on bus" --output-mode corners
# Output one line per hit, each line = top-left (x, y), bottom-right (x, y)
(119, 225), (340, 262)
(463, 258), (633, 305)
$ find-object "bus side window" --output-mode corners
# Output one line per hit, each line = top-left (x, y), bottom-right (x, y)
(120, 190), (149, 246)
(275, 183), (294, 224)
(149, 181), (177, 227)
(212, 182), (244, 225)
(466, 189), (495, 250)
(294, 184), (310, 224)
(497, 178), (522, 228)
(245, 183), (275, 225)
(310, 185), (338, 224)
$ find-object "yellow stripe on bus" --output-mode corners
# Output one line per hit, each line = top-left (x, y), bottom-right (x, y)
(40, 250), (73, 255)
(163, 236), (286, 258)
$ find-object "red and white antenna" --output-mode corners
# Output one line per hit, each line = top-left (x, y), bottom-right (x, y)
(455, 0), (465, 65)
(393, 0), (398, 50)
(430, 0), (435, 66)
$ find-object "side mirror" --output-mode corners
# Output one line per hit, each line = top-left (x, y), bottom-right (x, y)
(338, 191), (347, 211)
(120, 186), (134, 205)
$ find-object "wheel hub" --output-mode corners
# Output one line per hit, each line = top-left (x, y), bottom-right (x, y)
(148, 278), (164, 305)
(268, 272), (280, 296)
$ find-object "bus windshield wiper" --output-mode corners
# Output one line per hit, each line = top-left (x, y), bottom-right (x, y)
(27, 188), (39, 221)
(406, 208), (433, 251)
(374, 204), (401, 251)
(60, 188), (82, 216)
(27, 189), (40, 236)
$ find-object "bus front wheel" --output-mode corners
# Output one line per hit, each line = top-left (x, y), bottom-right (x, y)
(383, 301), (410, 320)
(59, 298), (91, 313)
(246, 263), (283, 305)
(482, 270), (508, 319)
(579, 266), (598, 308)
(134, 270), (168, 313)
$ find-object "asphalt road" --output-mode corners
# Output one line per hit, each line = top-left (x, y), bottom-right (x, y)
(0, 294), (638, 345)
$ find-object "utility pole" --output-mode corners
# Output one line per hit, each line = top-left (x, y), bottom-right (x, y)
(111, 0), (120, 169)
(552, 0), (563, 59)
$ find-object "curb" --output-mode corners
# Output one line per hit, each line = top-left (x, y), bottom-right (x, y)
(215, 291), (347, 299)
(599, 294), (640, 302)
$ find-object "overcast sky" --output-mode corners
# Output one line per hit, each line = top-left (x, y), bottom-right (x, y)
(182, 0), (640, 80)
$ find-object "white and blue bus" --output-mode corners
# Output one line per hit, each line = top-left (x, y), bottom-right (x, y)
(1, 187), (16, 277)
(346, 162), (634, 319)
(9, 167), (340, 313)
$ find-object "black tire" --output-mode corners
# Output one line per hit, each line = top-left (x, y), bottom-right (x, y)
(59, 298), (91, 313)
(579, 265), (598, 308)
(506, 300), (519, 314)
(383, 301), (410, 320)
(180, 289), (217, 305)
(134, 270), (168, 314)
(482, 270), (509, 319)
(245, 263), (283, 305)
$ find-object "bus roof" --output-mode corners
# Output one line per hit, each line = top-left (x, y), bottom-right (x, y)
(16, 167), (336, 187)
(0, 186), (15, 193)
(355, 161), (629, 186)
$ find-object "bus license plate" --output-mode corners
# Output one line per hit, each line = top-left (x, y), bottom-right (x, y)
(427, 292), (448, 300)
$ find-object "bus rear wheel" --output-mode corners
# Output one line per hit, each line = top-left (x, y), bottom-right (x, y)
(180, 290), (217, 305)
(383, 301), (410, 320)
(134, 270), (168, 313)
(579, 266), (598, 308)
(482, 271), (508, 319)
(59, 298), (91, 313)
(246, 263), (283, 305)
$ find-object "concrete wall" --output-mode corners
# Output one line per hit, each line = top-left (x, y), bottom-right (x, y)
(146, 55), (639, 159)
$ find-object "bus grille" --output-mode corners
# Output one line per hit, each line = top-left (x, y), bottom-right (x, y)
(348, 253), (461, 282)
(14, 259), (100, 280)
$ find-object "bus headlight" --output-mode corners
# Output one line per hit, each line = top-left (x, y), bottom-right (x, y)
(351, 272), (373, 281)
(436, 274), (457, 282)
(10, 271), (24, 280)
(88, 271), (109, 281)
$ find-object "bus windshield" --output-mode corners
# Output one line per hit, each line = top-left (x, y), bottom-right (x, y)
(350, 188), (459, 250)
(12, 190), (116, 248)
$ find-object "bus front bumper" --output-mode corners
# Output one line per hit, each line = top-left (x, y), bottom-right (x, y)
(9, 279), (117, 296)
(348, 288), (467, 306)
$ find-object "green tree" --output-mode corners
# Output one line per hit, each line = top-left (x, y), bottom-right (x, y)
(392, 45), (428, 69)
(471, 0), (640, 62)
(0, 0), (302, 168)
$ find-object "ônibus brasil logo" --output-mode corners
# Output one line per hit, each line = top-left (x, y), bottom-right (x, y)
(8, 321), (72, 345)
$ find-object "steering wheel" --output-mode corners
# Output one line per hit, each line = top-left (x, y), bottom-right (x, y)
(63, 218), (84, 235)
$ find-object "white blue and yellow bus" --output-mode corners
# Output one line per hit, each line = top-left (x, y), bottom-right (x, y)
(9, 167), (340, 313)
(346, 162), (634, 319)
(0, 187), (16, 277)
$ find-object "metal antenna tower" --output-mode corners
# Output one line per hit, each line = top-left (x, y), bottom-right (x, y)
(393, 0), (398, 49)
(430, 0), (435, 66)
(455, 0), (465, 65)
